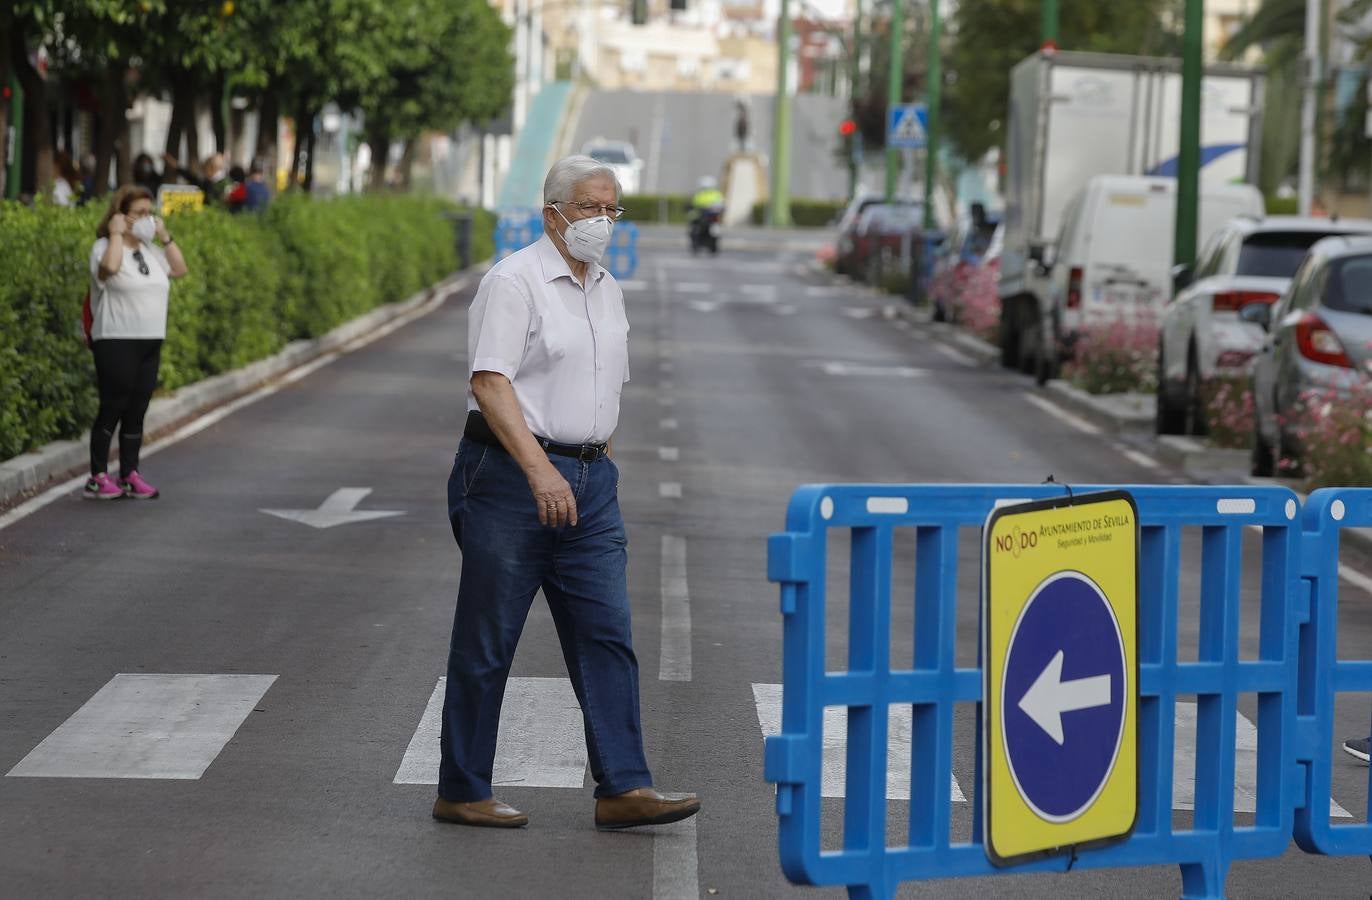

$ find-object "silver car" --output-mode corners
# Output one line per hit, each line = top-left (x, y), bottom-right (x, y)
(1249, 236), (1372, 476)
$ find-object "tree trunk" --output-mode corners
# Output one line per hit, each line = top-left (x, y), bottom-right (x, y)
(255, 89), (279, 174)
(303, 116), (317, 193)
(367, 123), (390, 192)
(93, 61), (127, 198)
(398, 137), (417, 191)
(164, 76), (186, 158)
(286, 95), (310, 190)
(10, 25), (51, 196)
(210, 71), (227, 154)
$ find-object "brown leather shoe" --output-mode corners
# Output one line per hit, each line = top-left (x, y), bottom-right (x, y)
(432, 796), (529, 828)
(595, 788), (700, 830)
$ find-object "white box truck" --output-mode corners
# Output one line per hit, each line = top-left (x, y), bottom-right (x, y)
(997, 49), (1264, 373)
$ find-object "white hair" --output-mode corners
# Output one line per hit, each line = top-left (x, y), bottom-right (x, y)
(543, 155), (621, 205)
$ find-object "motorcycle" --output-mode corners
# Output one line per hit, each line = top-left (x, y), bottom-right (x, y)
(689, 206), (723, 255)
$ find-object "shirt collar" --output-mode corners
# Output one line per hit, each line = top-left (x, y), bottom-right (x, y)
(536, 234), (605, 285)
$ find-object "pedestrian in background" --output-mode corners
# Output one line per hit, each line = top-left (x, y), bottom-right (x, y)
(84, 185), (189, 500)
(131, 153), (164, 196)
(51, 151), (82, 207)
(433, 155), (700, 831)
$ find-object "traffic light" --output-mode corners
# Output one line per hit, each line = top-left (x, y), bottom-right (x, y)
(631, 0), (646, 24)
(839, 118), (857, 137)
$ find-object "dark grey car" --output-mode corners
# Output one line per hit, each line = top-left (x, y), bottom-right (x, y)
(1249, 236), (1372, 475)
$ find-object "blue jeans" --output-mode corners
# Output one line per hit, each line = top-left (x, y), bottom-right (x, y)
(438, 438), (653, 802)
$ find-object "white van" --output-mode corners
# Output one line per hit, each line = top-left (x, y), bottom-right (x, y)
(1033, 175), (1264, 382)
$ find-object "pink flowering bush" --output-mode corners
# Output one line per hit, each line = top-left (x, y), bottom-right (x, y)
(949, 263), (1001, 344)
(1062, 317), (1159, 395)
(1202, 377), (1255, 450)
(1283, 380), (1372, 488)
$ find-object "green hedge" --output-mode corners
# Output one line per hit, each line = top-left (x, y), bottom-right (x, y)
(750, 198), (845, 228)
(0, 194), (492, 463)
(622, 194), (694, 224)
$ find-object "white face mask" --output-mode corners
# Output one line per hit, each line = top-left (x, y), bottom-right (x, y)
(131, 217), (157, 245)
(553, 206), (613, 264)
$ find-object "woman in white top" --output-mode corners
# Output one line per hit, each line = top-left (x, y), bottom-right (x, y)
(84, 185), (189, 499)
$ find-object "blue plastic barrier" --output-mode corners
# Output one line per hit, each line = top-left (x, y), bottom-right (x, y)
(493, 211), (639, 280)
(764, 484), (1372, 899)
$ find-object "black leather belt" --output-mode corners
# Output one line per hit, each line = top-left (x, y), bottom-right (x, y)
(464, 410), (608, 463)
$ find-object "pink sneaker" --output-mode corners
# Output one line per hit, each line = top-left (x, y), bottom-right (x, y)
(84, 472), (123, 500)
(119, 471), (159, 500)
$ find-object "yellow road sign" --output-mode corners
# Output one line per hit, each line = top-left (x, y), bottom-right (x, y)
(982, 491), (1138, 866)
(158, 185), (204, 217)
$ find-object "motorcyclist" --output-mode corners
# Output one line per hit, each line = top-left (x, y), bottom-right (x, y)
(690, 177), (725, 214)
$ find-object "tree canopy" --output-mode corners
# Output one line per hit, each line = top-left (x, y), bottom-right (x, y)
(943, 0), (1178, 162)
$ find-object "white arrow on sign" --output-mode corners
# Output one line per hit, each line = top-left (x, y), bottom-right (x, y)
(260, 488), (405, 529)
(1017, 649), (1112, 746)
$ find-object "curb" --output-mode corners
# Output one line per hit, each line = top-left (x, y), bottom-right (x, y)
(1153, 435), (1252, 479)
(887, 300), (1005, 367)
(1044, 382), (1155, 435)
(0, 264), (489, 510)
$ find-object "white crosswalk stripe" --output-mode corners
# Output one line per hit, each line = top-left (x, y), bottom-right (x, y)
(394, 677), (588, 787)
(752, 683), (966, 801)
(7, 674), (277, 780)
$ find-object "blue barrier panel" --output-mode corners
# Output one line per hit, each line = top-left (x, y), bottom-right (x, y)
(1295, 488), (1372, 855)
(493, 211), (639, 280)
(763, 483), (1359, 900)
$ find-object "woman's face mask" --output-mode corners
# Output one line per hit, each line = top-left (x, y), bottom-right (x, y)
(130, 216), (157, 244)
(553, 205), (614, 265)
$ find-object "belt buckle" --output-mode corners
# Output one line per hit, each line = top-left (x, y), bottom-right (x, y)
(579, 444), (599, 463)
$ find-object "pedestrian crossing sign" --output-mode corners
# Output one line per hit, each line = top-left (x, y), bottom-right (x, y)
(887, 104), (927, 149)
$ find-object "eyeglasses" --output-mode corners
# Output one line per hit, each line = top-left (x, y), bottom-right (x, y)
(132, 248), (150, 276)
(555, 200), (627, 221)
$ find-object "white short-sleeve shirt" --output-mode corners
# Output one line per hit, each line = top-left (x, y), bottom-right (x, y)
(88, 238), (172, 341)
(467, 235), (630, 445)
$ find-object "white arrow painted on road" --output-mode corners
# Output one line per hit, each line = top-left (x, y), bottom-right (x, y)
(1017, 649), (1111, 746)
(260, 488), (404, 529)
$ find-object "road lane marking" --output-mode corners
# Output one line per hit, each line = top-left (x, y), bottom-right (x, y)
(815, 361), (927, 378)
(660, 482), (683, 499)
(660, 361), (673, 374)
(1341, 563), (1372, 596)
(659, 396), (676, 406)
(805, 286), (840, 297)
(1172, 701), (1351, 818)
(659, 535), (692, 682)
(661, 380), (674, 392)
(394, 677), (587, 787)
(8, 674), (276, 779)
(933, 343), (975, 366)
(842, 307), (878, 320)
(687, 300), (721, 313)
(660, 418), (678, 430)
(1120, 447), (1160, 470)
(619, 280), (648, 292)
(653, 818), (699, 900)
(774, 305), (799, 316)
(658, 447), (680, 462)
(677, 283), (711, 293)
(1023, 392), (1102, 435)
(260, 487), (405, 529)
(752, 683), (966, 801)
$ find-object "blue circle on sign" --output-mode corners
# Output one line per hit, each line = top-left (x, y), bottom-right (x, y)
(1002, 571), (1126, 822)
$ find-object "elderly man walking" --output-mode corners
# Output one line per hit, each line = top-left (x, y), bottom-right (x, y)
(433, 156), (701, 830)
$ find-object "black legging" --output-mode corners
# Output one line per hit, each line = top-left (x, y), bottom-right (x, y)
(90, 339), (163, 478)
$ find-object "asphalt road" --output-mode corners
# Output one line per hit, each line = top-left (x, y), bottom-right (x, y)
(571, 90), (849, 201)
(2, 230), (1372, 898)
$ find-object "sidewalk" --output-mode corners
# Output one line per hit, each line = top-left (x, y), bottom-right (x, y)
(0, 266), (486, 511)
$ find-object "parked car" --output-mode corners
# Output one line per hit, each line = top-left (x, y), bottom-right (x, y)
(930, 210), (1000, 321)
(1157, 216), (1372, 435)
(1029, 175), (1264, 384)
(1249, 235), (1372, 476)
(582, 139), (643, 195)
(835, 200), (921, 280)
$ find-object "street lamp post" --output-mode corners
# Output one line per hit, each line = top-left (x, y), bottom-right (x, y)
(1175, 0), (1203, 267)
(850, 0), (862, 199)
(770, 0), (794, 226)
(1041, 0), (1058, 48)
(884, 0), (904, 200)
(924, 0), (940, 231)
(1299, 0), (1319, 215)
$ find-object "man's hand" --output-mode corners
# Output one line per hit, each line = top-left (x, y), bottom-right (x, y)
(527, 459), (578, 528)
